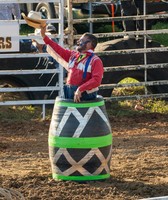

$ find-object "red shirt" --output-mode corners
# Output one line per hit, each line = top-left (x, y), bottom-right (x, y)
(44, 36), (104, 93)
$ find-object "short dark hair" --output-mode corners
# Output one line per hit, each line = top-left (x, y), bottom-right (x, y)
(83, 32), (98, 49)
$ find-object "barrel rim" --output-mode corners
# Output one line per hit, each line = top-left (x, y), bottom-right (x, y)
(56, 95), (104, 103)
(52, 173), (110, 181)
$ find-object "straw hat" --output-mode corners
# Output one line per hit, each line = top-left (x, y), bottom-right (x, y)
(22, 11), (46, 29)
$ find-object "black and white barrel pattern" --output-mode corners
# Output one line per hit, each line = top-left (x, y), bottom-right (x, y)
(48, 96), (112, 181)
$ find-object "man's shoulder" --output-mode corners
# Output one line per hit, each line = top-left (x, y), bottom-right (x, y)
(92, 54), (102, 62)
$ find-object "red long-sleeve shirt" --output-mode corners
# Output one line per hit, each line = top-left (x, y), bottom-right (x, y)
(44, 36), (104, 93)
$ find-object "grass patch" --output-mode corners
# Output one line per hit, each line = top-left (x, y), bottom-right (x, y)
(106, 98), (168, 117)
(0, 106), (53, 122)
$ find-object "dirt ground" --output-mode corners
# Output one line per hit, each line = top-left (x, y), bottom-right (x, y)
(0, 111), (168, 200)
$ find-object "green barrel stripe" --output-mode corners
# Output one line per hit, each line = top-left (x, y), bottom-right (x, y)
(55, 100), (104, 108)
(52, 173), (110, 181)
(49, 133), (112, 148)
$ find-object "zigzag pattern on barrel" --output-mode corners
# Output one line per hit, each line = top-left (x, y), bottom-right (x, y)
(48, 96), (112, 181)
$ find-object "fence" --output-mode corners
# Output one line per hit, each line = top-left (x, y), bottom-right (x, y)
(67, 0), (168, 101)
(0, 0), (64, 118)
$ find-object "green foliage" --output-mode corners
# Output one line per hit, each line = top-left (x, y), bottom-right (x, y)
(151, 22), (168, 46)
(20, 24), (34, 35)
(145, 99), (168, 113)
(112, 78), (145, 96)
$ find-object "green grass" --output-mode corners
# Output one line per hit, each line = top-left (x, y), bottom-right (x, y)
(0, 106), (53, 122)
(106, 98), (168, 117)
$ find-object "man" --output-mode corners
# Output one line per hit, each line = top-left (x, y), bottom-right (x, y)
(0, 3), (20, 20)
(40, 26), (104, 103)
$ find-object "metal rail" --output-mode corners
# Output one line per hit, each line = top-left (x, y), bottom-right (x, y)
(104, 93), (168, 102)
(72, 14), (168, 24)
(104, 63), (168, 72)
(100, 80), (168, 90)
(74, 29), (168, 39)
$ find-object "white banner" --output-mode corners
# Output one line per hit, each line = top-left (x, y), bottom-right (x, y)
(0, 21), (19, 52)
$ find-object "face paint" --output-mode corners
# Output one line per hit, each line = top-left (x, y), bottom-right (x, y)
(76, 38), (91, 52)
(77, 40), (91, 46)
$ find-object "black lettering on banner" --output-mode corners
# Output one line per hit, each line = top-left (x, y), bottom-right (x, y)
(0, 37), (6, 49)
(0, 37), (12, 49)
(6, 37), (12, 49)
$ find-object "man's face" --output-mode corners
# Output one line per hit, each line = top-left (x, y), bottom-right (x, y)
(76, 36), (91, 52)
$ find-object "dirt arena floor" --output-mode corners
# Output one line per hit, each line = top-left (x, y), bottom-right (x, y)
(0, 110), (168, 200)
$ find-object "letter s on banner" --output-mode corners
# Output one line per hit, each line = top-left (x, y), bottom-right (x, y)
(0, 21), (19, 52)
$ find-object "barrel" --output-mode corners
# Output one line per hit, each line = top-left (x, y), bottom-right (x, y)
(48, 96), (112, 181)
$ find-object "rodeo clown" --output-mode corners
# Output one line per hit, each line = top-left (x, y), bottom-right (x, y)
(40, 26), (104, 103)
